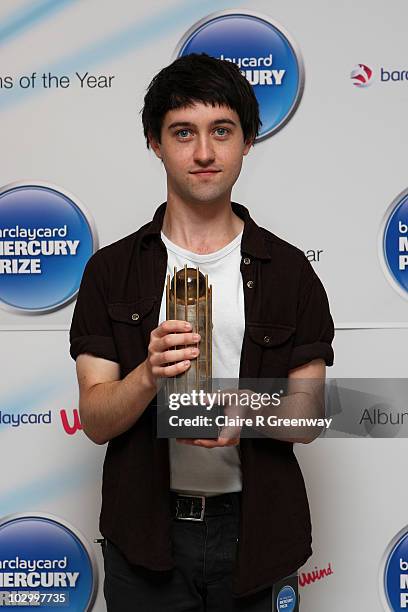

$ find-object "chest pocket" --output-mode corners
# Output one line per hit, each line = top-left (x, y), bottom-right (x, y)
(247, 322), (295, 377)
(107, 298), (157, 371)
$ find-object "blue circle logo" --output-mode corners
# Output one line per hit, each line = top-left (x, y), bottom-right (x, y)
(0, 182), (97, 313)
(175, 10), (304, 140)
(0, 514), (97, 610)
(380, 188), (408, 300)
(277, 585), (296, 611)
(381, 526), (408, 610)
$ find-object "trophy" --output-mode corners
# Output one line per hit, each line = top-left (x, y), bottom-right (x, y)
(165, 265), (212, 396)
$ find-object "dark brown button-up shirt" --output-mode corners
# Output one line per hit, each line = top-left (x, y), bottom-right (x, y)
(69, 202), (334, 598)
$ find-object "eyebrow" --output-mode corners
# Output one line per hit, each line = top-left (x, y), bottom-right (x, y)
(167, 118), (237, 130)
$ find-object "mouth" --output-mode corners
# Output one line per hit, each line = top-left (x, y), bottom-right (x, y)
(190, 170), (221, 177)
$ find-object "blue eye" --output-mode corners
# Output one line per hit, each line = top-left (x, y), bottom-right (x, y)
(215, 127), (229, 136)
(177, 129), (191, 138)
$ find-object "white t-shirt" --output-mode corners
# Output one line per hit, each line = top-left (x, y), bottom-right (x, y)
(159, 230), (245, 496)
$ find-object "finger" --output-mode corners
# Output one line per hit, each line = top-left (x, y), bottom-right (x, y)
(150, 345), (199, 366)
(217, 437), (240, 446)
(153, 320), (192, 338)
(159, 332), (201, 352)
(190, 439), (217, 447)
(152, 360), (191, 378)
(191, 437), (240, 448)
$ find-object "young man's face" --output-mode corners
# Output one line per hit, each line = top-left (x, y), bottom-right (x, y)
(149, 102), (252, 205)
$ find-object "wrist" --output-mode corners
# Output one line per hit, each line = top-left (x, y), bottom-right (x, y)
(139, 360), (157, 393)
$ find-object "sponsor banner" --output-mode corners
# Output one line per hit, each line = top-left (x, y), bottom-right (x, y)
(351, 63), (408, 86)
(0, 182), (97, 314)
(298, 563), (334, 588)
(380, 67), (408, 83)
(0, 409), (83, 435)
(379, 188), (408, 301)
(381, 526), (408, 610)
(0, 412), (51, 428)
(276, 586), (296, 611)
(175, 10), (304, 140)
(273, 574), (298, 612)
(60, 409), (82, 436)
(0, 514), (97, 610)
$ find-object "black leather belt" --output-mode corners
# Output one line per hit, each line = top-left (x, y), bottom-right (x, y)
(170, 491), (241, 522)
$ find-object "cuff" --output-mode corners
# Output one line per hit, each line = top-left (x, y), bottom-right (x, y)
(70, 334), (119, 363)
(288, 341), (334, 371)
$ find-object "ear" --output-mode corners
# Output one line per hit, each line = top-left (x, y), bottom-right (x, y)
(243, 138), (254, 156)
(148, 133), (162, 160)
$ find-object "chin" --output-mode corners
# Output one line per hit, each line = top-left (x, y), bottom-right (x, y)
(187, 188), (229, 204)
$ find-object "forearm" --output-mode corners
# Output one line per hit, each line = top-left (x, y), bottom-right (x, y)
(253, 389), (325, 444)
(80, 360), (157, 444)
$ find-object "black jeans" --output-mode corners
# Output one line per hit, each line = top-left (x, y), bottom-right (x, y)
(103, 492), (274, 611)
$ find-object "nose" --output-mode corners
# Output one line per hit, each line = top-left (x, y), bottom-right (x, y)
(193, 135), (215, 166)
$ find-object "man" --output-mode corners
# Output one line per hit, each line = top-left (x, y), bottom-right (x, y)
(70, 53), (334, 611)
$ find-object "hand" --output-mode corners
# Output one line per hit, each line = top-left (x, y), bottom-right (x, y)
(142, 320), (200, 390)
(177, 388), (254, 448)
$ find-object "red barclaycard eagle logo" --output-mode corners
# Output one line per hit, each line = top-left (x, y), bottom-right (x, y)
(350, 63), (372, 87)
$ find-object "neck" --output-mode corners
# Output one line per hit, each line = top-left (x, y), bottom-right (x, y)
(162, 193), (244, 255)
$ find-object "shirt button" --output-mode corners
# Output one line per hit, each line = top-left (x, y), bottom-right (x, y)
(263, 336), (270, 344)
(131, 313), (139, 321)
(243, 257), (251, 265)
(246, 280), (254, 289)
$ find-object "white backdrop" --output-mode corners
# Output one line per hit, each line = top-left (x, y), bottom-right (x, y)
(1, 1), (407, 610)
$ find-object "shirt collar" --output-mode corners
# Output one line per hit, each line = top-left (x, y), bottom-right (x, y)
(141, 201), (272, 260)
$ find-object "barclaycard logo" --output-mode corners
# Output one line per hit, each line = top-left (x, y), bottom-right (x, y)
(0, 514), (97, 611)
(351, 63), (408, 86)
(0, 411), (51, 428)
(350, 64), (373, 87)
(380, 526), (408, 610)
(0, 182), (97, 314)
(174, 10), (305, 141)
(379, 188), (408, 300)
(276, 585), (296, 611)
(218, 52), (285, 86)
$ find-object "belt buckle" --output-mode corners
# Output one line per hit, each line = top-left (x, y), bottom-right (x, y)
(175, 494), (205, 521)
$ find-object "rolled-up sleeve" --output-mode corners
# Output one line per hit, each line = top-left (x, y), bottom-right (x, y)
(69, 251), (118, 363)
(288, 258), (334, 370)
